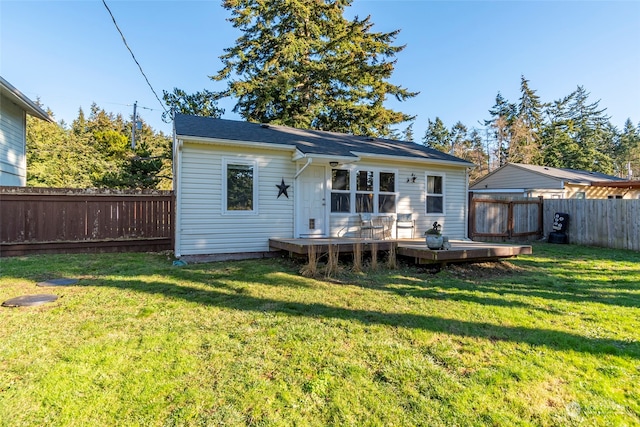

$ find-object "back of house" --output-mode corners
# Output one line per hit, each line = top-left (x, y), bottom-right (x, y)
(173, 114), (474, 259)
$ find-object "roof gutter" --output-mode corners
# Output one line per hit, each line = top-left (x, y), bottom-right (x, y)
(176, 135), (295, 152)
(351, 151), (475, 168)
(0, 76), (53, 122)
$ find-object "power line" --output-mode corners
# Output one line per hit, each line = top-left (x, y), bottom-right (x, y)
(101, 0), (168, 115)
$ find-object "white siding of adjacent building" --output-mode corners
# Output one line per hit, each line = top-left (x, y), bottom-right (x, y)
(470, 164), (563, 191)
(176, 141), (296, 256)
(0, 95), (27, 186)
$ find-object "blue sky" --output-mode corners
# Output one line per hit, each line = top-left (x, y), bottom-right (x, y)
(2, 0), (639, 140)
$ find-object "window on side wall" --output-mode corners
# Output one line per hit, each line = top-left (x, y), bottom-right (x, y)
(224, 159), (257, 213)
(425, 173), (444, 214)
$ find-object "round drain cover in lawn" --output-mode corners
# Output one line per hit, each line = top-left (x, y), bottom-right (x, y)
(2, 294), (58, 307)
(37, 278), (79, 287)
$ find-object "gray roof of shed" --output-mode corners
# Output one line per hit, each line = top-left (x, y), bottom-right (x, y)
(174, 114), (473, 166)
(508, 163), (624, 184)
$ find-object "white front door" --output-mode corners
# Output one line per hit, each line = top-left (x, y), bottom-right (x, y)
(297, 165), (326, 237)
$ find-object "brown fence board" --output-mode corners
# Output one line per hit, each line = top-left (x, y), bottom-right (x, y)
(1, 187), (174, 257)
(543, 199), (639, 251)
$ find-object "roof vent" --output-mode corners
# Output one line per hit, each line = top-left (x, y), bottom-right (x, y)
(260, 124), (270, 129)
(365, 137), (375, 141)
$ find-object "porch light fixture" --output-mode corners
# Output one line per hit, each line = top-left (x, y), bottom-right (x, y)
(329, 161), (339, 167)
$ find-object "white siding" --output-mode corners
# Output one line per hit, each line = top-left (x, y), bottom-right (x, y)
(0, 95), (27, 186)
(328, 159), (469, 240)
(470, 164), (562, 191)
(177, 142), (295, 256)
(177, 141), (471, 256)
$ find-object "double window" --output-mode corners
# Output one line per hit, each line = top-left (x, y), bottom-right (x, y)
(425, 173), (444, 214)
(331, 169), (396, 214)
(224, 159), (258, 213)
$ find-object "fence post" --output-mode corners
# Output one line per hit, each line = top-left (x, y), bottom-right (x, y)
(537, 196), (544, 237)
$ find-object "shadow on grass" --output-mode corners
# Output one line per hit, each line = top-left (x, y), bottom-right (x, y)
(79, 274), (639, 360)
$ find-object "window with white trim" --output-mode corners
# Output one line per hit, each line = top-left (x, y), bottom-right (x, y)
(330, 169), (350, 213)
(425, 173), (444, 214)
(330, 168), (397, 214)
(224, 159), (258, 213)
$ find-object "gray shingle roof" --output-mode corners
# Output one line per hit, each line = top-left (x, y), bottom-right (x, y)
(512, 163), (624, 184)
(174, 114), (473, 166)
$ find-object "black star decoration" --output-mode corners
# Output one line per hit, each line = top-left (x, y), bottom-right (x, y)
(276, 178), (290, 198)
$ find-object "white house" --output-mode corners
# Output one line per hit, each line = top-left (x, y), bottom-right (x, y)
(0, 76), (53, 186)
(173, 114), (475, 258)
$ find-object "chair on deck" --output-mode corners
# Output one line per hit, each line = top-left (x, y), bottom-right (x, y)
(359, 213), (384, 239)
(395, 213), (415, 239)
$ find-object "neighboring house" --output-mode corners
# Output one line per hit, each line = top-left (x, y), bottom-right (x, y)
(173, 114), (474, 258)
(0, 76), (53, 186)
(470, 163), (640, 199)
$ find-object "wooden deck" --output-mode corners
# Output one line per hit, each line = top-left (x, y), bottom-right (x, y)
(269, 238), (532, 265)
(396, 239), (532, 264)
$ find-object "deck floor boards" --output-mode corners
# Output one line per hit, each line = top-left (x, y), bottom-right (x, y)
(269, 238), (532, 264)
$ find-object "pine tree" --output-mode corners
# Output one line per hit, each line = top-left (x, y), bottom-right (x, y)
(422, 117), (451, 152)
(212, 0), (417, 137)
(27, 104), (171, 189)
(162, 88), (224, 118)
(615, 119), (640, 179)
(510, 76), (544, 164)
(485, 92), (516, 167)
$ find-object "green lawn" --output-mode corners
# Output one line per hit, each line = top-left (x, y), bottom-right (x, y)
(1, 244), (638, 426)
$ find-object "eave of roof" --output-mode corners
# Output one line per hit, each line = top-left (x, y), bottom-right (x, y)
(591, 180), (640, 189)
(0, 76), (53, 122)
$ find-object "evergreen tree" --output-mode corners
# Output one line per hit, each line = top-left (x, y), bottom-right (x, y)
(450, 121), (470, 158)
(615, 119), (640, 179)
(511, 76), (544, 164)
(27, 111), (106, 188)
(466, 128), (489, 182)
(27, 104), (171, 189)
(564, 86), (614, 173)
(212, 0), (417, 137)
(162, 88), (224, 118)
(485, 92), (516, 167)
(422, 117), (451, 152)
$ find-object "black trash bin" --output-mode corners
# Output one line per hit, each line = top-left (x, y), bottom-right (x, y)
(548, 212), (569, 244)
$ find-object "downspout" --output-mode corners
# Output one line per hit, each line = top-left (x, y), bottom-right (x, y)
(174, 134), (183, 258)
(464, 167), (470, 240)
(294, 157), (313, 179)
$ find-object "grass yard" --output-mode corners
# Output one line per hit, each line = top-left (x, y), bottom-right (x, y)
(0, 243), (638, 426)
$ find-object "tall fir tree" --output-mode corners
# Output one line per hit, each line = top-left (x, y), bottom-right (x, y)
(485, 92), (516, 167)
(510, 76), (544, 164)
(422, 117), (451, 152)
(162, 88), (224, 118)
(212, 0), (417, 137)
(615, 119), (640, 178)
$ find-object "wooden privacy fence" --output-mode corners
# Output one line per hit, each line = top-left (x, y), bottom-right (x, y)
(0, 187), (174, 257)
(468, 193), (544, 242)
(543, 199), (640, 251)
